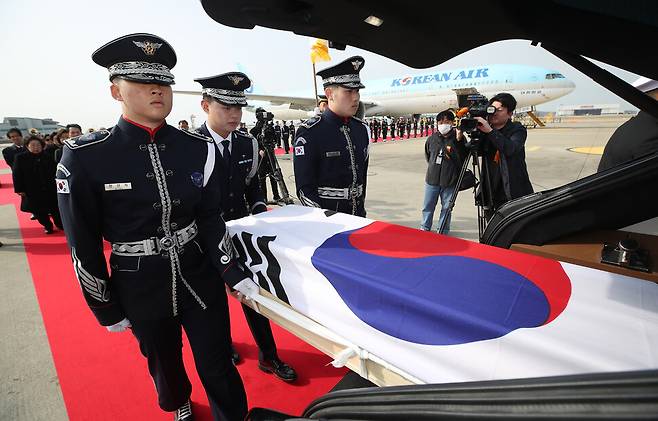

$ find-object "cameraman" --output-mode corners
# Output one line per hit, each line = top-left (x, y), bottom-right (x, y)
(474, 93), (533, 212)
(250, 115), (281, 203)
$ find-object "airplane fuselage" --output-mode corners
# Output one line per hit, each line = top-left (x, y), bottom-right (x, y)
(361, 64), (575, 117)
(267, 64), (575, 120)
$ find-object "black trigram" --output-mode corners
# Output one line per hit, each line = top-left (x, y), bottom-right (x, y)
(231, 232), (290, 305)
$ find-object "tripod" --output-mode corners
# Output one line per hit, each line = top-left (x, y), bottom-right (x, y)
(261, 145), (294, 205)
(438, 137), (496, 241)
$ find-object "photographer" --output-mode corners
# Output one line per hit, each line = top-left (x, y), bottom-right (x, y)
(474, 93), (533, 211)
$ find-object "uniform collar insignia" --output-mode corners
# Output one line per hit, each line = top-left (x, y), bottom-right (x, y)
(132, 40), (162, 56)
(351, 60), (363, 70)
(227, 75), (245, 85)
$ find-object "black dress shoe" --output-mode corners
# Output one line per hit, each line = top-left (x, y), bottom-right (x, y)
(30, 214), (37, 220)
(174, 400), (193, 421)
(44, 228), (54, 234)
(230, 344), (240, 365)
(258, 357), (297, 382)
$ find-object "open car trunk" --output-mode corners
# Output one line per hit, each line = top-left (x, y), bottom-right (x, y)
(247, 370), (658, 420)
(481, 152), (658, 246)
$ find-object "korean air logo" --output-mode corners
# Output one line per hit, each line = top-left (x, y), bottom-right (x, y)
(391, 68), (490, 87)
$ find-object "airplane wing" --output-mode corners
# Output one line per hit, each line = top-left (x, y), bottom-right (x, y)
(174, 89), (378, 111)
(248, 94), (316, 109)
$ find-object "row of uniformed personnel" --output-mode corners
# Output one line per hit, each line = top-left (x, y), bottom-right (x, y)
(56, 33), (370, 421)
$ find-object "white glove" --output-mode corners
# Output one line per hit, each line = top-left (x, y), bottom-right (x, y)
(233, 278), (260, 300)
(106, 318), (132, 333)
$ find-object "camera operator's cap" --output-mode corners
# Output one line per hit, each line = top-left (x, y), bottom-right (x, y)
(316, 56), (366, 89)
(92, 33), (177, 86)
(318, 94), (328, 104)
(194, 72), (251, 106)
(632, 77), (658, 93)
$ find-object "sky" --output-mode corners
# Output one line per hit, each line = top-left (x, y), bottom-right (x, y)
(0, 0), (644, 130)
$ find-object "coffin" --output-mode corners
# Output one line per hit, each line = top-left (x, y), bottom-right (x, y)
(227, 205), (658, 386)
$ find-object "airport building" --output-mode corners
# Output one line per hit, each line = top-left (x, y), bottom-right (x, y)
(0, 117), (64, 140)
(556, 103), (620, 116)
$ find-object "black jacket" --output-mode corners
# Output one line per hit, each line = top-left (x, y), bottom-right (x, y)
(44, 144), (62, 163)
(12, 151), (58, 213)
(424, 130), (467, 188)
(57, 117), (249, 326)
(483, 120), (533, 206)
(598, 111), (658, 172)
(197, 123), (266, 221)
(2, 144), (25, 168)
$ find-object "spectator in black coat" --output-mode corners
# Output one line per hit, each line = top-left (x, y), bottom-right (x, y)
(12, 136), (62, 234)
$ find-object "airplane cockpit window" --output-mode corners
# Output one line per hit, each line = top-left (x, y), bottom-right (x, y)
(546, 73), (566, 79)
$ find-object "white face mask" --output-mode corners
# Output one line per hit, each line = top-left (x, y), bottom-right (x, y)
(437, 123), (452, 135)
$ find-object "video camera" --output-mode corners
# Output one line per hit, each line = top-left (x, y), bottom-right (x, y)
(255, 107), (274, 123)
(250, 108), (294, 205)
(457, 94), (496, 133)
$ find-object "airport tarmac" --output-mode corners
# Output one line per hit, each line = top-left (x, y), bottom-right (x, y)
(275, 116), (629, 240)
(0, 115), (643, 420)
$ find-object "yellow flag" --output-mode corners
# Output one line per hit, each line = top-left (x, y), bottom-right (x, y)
(310, 39), (331, 64)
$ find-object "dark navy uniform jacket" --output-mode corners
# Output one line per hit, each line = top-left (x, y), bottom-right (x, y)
(57, 116), (247, 326)
(197, 123), (266, 221)
(293, 108), (370, 217)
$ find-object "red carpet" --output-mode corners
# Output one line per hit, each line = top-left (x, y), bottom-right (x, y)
(0, 170), (346, 420)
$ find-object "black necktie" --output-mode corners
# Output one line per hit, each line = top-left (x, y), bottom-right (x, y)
(221, 139), (230, 166)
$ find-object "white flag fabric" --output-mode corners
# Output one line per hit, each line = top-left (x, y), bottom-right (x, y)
(227, 205), (658, 384)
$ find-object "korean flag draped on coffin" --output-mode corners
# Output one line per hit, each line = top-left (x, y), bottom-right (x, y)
(226, 205), (658, 384)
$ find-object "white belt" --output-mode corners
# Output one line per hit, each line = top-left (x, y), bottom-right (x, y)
(111, 221), (198, 256)
(317, 184), (364, 200)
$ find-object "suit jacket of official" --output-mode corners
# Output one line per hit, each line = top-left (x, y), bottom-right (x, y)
(598, 111), (658, 172)
(197, 123), (265, 221)
(2, 144), (24, 168)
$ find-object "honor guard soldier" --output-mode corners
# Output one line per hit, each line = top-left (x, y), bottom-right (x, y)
(293, 56), (370, 217)
(288, 121), (295, 143)
(281, 120), (290, 154)
(194, 72), (298, 382)
(57, 34), (258, 421)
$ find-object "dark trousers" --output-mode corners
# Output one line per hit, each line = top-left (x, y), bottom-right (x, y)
(282, 135), (290, 154)
(34, 208), (62, 230)
(240, 303), (277, 361)
(130, 295), (247, 421)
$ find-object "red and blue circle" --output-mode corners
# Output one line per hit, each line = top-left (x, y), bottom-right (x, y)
(311, 222), (572, 345)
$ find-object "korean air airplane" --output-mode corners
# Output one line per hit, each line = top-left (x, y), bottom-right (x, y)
(175, 64), (575, 121)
